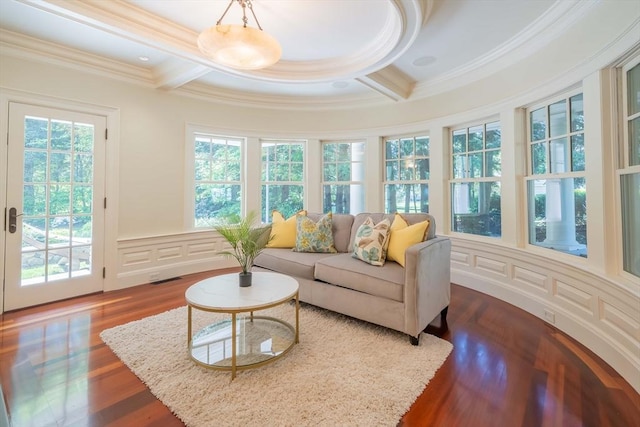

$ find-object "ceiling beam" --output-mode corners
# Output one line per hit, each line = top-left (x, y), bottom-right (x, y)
(153, 60), (212, 90)
(356, 65), (416, 101)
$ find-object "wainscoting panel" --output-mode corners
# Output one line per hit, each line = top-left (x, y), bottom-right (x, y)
(553, 278), (594, 315)
(114, 231), (236, 289)
(476, 256), (508, 277)
(450, 237), (640, 393)
(513, 265), (548, 294)
(451, 250), (470, 266)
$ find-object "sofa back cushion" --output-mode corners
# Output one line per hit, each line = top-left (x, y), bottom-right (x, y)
(305, 213), (354, 253)
(348, 213), (436, 252)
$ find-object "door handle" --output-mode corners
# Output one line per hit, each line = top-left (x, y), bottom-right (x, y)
(9, 207), (23, 233)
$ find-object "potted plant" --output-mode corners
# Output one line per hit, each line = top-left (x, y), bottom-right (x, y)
(213, 210), (271, 287)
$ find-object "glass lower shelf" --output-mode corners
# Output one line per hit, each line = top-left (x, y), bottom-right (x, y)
(190, 315), (295, 369)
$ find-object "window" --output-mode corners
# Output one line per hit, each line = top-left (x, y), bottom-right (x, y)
(384, 136), (430, 213)
(450, 121), (502, 237)
(322, 141), (365, 214)
(620, 59), (640, 278)
(526, 93), (586, 257)
(261, 140), (304, 222)
(193, 134), (242, 227)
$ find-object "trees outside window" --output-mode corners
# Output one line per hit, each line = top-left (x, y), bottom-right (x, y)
(450, 121), (502, 237)
(322, 141), (365, 214)
(193, 134), (242, 227)
(384, 136), (430, 213)
(526, 93), (587, 257)
(620, 59), (640, 278)
(261, 140), (304, 222)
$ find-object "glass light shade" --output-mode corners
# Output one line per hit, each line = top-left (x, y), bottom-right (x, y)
(198, 24), (282, 70)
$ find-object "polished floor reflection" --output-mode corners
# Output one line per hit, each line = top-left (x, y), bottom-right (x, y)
(1, 269), (638, 426)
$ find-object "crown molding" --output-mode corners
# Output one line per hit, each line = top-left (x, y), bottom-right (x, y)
(412, 0), (599, 99)
(0, 28), (390, 111)
(173, 81), (392, 111)
(0, 29), (153, 87)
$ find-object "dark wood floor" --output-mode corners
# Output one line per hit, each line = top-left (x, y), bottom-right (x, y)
(1, 269), (638, 427)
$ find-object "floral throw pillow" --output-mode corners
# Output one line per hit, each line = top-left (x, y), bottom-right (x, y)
(293, 213), (337, 253)
(352, 217), (391, 266)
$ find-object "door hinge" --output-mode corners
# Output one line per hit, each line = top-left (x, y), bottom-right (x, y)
(105, 128), (108, 140)
(3, 207), (6, 232)
(104, 197), (107, 209)
(103, 267), (106, 279)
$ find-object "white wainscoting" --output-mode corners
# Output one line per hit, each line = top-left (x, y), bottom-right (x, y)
(114, 230), (237, 289)
(114, 231), (639, 392)
(450, 237), (640, 393)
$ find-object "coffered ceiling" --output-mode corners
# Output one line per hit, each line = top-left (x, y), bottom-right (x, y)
(0, 0), (594, 107)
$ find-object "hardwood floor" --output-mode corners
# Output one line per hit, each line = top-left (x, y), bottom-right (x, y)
(1, 269), (638, 427)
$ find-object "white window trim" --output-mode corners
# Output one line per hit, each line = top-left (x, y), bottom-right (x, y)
(523, 89), (588, 261)
(448, 120), (502, 238)
(616, 56), (640, 282)
(260, 139), (307, 221)
(321, 140), (366, 214)
(382, 134), (431, 214)
(184, 124), (245, 230)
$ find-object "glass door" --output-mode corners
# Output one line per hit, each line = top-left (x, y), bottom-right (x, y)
(4, 102), (105, 311)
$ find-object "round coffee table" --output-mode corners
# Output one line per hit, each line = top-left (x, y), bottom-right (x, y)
(185, 272), (299, 379)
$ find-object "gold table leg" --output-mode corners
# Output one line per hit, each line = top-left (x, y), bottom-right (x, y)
(187, 305), (192, 349)
(231, 313), (237, 380)
(295, 291), (300, 344)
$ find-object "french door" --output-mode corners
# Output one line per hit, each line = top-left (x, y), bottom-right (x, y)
(3, 102), (106, 311)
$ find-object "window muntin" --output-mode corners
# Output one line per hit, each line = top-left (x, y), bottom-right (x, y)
(192, 134), (242, 228)
(526, 93), (586, 257)
(261, 140), (304, 222)
(384, 136), (430, 213)
(626, 62), (640, 166)
(322, 141), (365, 214)
(450, 121), (502, 237)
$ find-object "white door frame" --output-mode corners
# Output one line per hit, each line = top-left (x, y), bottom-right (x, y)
(0, 88), (120, 314)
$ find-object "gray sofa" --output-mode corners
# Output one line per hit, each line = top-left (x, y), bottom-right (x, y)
(253, 212), (451, 344)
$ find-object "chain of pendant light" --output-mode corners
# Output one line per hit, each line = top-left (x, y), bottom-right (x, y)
(216, 0), (264, 31)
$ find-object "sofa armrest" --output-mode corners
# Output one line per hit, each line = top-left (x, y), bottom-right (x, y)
(403, 236), (451, 337)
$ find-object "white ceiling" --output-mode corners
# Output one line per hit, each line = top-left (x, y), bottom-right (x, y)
(0, 0), (574, 105)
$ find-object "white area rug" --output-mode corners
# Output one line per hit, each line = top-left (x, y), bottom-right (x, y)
(100, 304), (452, 427)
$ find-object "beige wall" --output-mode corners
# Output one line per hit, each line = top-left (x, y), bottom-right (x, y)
(0, 0), (639, 390)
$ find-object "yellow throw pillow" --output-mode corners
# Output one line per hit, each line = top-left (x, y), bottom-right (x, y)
(386, 217), (430, 267)
(266, 210), (306, 248)
(390, 213), (409, 231)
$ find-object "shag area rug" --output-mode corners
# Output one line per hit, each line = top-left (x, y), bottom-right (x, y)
(100, 303), (452, 427)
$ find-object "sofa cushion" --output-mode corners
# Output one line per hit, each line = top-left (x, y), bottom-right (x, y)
(254, 248), (338, 281)
(314, 254), (404, 302)
(305, 213), (354, 253)
(387, 219), (430, 267)
(352, 217), (391, 266)
(294, 212), (338, 253)
(266, 210), (306, 248)
(349, 213), (436, 250)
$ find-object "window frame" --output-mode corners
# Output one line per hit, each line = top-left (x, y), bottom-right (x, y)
(449, 119), (502, 238)
(524, 89), (587, 258)
(382, 134), (431, 214)
(187, 129), (244, 229)
(321, 140), (365, 214)
(260, 139), (306, 223)
(617, 56), (640, 281)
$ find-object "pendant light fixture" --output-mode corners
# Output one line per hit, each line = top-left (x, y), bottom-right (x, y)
(197, 0), (282, 70)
